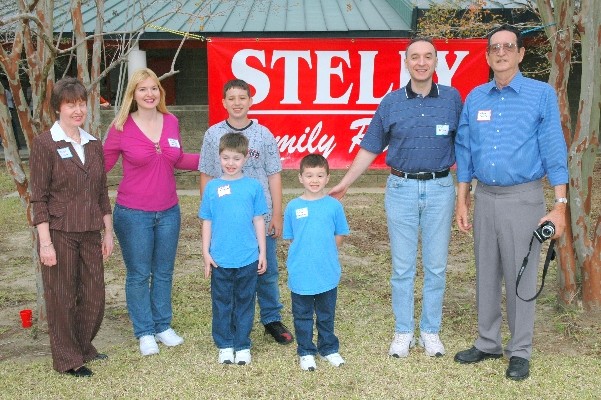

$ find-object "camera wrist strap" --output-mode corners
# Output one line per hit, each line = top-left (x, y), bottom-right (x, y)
(516, 237), (556, 302)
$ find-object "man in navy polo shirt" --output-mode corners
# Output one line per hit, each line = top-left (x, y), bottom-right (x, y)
(453, 24), (568, 381)
(330, 37), (462, 359)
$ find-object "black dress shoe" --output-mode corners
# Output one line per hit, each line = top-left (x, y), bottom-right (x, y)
(65, 366), (94, 377)
(454, 346), (503, 364)
(506, 356), (530, 381)
(93, 353), (108, 361)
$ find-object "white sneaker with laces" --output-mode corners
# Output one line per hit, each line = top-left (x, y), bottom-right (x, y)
(235, 349), (251, 365)
(388, 332), (415, 358)
(155, 328), (184, 347)
(418, 332), (445, 357)
(218, 348), (234, 364)
(299, 355), (317, 371)
(321, 352), (345, 367)
(139, 335), (159, 356)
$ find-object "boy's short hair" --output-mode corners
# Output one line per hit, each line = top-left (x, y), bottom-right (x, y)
(300, 154), (329, 175)
(219, 132), (249, 155)
(223, 79), (251, 98)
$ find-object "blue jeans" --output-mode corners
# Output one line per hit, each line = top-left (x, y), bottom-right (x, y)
(291, 288), (339, 357)
(113, 203), (181, 338)
(211, 261), (258, 350)
(257, 235), (283, 325)
(384, 174), (455, 334)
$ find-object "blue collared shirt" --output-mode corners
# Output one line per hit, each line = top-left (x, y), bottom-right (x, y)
(360, 81), (463, 173)
(455, 72), (568, 186)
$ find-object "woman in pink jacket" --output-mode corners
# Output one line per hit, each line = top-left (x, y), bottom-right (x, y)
(104, 68), (199, 356)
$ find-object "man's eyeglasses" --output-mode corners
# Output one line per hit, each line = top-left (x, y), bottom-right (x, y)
(488, 42), (519, 54)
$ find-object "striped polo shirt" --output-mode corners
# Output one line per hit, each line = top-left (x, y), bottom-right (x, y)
(360, 81), (463, 173)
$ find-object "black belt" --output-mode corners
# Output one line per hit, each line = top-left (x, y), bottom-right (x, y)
(390, 168), (450, 180)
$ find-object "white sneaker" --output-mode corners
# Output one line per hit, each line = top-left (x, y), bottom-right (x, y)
(418, 332), (445, 357)
(218, 348), (234, 364)
(321, 352), (345, 367)
(235, 349), (251, 365)
(388, 332), (415, 358)
(139, 335), (159, 356)
(299, 355), (317, 371)
(155, 328), (184, 347)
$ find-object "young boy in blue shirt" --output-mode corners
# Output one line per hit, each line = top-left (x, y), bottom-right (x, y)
(283, 154), (350, 371)
(199, 132), (268, 365)
(199, 79), (293, 345)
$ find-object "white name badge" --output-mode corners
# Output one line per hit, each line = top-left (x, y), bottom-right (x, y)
(57, 147), (73, 159)
(217, 185), (231, 197)
(436, 124), (449, 135)
(477, 110), (492, 121)
(168, 138), (180, 148)
(295, 207), (309, 219)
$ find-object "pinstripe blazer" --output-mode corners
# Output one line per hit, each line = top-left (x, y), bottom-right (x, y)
(30, 130), (112, 232)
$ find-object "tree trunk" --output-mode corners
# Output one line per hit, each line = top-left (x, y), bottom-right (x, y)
(537, 0), (579, 305)
(574, 0), (601, 308)
(538, 0), (601, 309)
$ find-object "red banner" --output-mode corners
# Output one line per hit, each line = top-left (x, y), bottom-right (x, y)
(207, 38), (489, 169)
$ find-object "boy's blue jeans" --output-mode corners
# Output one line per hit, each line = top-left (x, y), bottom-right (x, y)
(113, 203), (181, 338)
(211, 261), (258, 350)
(257, 235), (283, 325)
(291, 287), (339, 357)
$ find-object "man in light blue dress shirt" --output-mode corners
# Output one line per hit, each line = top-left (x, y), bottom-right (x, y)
(453, 24), (568, 381)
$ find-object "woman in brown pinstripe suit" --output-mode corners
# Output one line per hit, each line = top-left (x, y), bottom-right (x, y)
(30, 77), (114, 378)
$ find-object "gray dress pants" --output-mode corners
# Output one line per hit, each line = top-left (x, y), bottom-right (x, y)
(473, 180), (545, 360)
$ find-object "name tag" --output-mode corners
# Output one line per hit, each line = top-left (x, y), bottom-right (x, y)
(57, 147), (73, 158)
(436, 124), (449, 135)
(168, 138), (180, 148)
(295, 207), (309, 219)
(477, 110), (492, 121)
(217, 185), (231, 197)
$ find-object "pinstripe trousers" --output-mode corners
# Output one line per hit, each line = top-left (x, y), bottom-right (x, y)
(472, 180), (545, 361)
(41, 230), (105, 372)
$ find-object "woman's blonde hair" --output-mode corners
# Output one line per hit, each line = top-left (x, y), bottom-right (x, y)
(112, 68), (170, 131)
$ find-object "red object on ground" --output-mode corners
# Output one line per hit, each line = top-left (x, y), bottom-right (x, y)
(19, 309), (32, 328)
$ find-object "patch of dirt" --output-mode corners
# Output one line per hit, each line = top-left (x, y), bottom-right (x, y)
(1, 160), (601, 364)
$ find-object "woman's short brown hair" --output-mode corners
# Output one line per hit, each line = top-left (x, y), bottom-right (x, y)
(50, 77), (87, 115)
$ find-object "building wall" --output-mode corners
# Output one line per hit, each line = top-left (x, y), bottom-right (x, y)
(173, 48), (208, 105)
(146, 48), (207, 105)
(104, 47), (207, 106)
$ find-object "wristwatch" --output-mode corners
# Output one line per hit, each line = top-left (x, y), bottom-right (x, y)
(555, 197), (568, 204)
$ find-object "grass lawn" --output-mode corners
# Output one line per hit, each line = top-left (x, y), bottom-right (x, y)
(0, 171), (600, 399)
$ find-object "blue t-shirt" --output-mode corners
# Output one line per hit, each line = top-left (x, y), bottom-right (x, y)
(198, 120), (282, 226)
(199, 176), (268, 268)
(283, 196), (350, 295)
